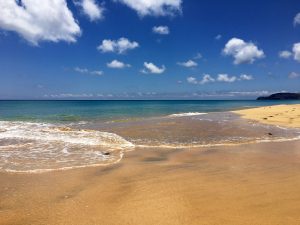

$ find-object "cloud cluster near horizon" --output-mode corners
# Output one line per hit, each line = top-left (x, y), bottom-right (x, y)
(43, 90), (273, 100)
(187, 73), (253, 85)
(74, 67), (103, 76)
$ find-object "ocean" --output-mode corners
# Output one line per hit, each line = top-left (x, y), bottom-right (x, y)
(0, 100), (299, 173)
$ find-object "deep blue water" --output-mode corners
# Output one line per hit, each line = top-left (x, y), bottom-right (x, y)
(0, 100), (299, 122)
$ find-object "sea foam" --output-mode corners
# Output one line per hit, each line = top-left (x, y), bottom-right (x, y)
(168, 112), (207, 117)
(0, 121), (134, 173)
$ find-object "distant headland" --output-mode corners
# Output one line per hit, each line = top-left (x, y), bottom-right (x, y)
(257, 92), (300, 100)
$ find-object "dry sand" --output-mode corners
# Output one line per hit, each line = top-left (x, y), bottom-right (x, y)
(1, 140), (300, 225)
(234, 104), (300, 128)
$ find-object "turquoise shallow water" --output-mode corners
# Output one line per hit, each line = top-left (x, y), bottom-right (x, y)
(0, 100), (299, 122)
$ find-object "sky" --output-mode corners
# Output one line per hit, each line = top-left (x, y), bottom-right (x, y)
(0, 0), (300, 100)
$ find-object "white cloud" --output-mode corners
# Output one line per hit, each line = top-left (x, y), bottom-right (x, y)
(200, 74), (215, 84)
(107, 60), (131, 69)
(177, 60), (198, 68)
(223, 38), (265, 64)
(239, 74), (253, 80)
(141, 62), (165, 74)
(294, 12), (300, 26)
(228, 91), (270, 97)
(187, 77), (198, 84)
(152, 26), (169, 35)
(74, 67), (89, 73)
(74, 67), (103, 76)
(91, 70), (103, 76)
(187, 73), (253, 85)
(46, 93), (94, 98)
(292, 43), (300, 62)
(215, 34), (222, 40)
(115, 0), (182, 17)
(278, 50), (292, 59)
(288, 72), (300, 79)
(74, 0), (104, 21)
(187, 74), (215, 85)
(217, 74), (237, 82)
(97, 37), (139, 54)
(194, 52), (202, 59)
(0, 0), (81, 45)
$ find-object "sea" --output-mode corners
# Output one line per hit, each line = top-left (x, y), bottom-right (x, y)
(0, 100), (299, 173)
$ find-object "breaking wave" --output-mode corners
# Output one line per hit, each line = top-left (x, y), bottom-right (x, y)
(168, 112), (207, 117)
(0, 121), (134, 173)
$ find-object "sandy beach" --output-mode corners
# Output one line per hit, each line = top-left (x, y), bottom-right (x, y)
(234, 104), (300, 128)
(1, 104), (300, 225)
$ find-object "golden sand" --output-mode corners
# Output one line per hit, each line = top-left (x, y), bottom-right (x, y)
(234, 104), (300, 128)
(1, 140), (300, 225)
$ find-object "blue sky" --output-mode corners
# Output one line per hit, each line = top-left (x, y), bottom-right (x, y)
(0, 0), (300, 99)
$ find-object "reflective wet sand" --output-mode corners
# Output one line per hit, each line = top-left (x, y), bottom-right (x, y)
(1, 140), (300, 225)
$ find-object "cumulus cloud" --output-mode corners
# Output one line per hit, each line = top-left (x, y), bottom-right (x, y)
(187, 73), (253, 85)
(288, 72), (300, 79)
(115, 0), (182, 17)
(217, 74), (237, 82)
(152, 26), (169, 35)
(0, 0), (81, 45)
(223, 38), (265, 64)
(74, 67), (103, 76)
(187, 74), (215, 85)
(187, 77), (198, 84)
(294, 12), (300, 26)
(278, 50), (292, 59)
(97, 37), (139, 54)
(293, 43), (300, 62)
(177, 60), (198, 68)
(141, 62), (165, 74)
(74, 0), (104, 21)
(239, 74), (253, 80)
(200, 74), (215, 84)
(107, 60), (131, 69)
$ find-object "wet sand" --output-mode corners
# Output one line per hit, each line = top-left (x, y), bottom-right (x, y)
(234, 104), (300, 128)
(1, 140), (300, 225)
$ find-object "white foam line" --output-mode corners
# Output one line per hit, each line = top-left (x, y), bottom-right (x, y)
(4, 151), (125, 174)
(167, 112), (207, 118)
(135, 136), (300, 149)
